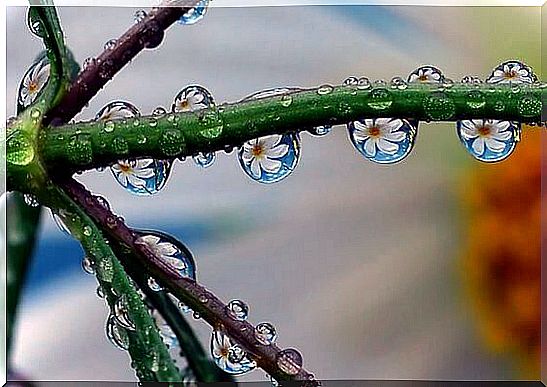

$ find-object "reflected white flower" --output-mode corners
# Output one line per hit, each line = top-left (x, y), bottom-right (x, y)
(352, 118), (406, 157)
(241, 135), (289, 179)
(137, 234), (185, 271)
(95, 101), (140, 121)
(111, 159), (156, 190)
(488, 62), (533, 84)
(408, 67), (442, 83)
(19, 59), (50, 107)
(459, 120), (512, 155)
(211, 330), (256, 375)
(173, 88), (208, 112)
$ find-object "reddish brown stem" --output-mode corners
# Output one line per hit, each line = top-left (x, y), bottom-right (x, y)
(45, 1), (199, 126)
(60, 177), (317, 384)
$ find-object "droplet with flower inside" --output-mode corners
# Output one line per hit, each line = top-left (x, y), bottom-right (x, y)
(456, 120), (520, 162)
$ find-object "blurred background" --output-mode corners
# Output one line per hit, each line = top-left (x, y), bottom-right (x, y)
(5, 4), (543, 382)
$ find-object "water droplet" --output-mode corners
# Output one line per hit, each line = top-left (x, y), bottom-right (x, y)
(456, 120), (520, 163)
(193, 311), (201, 319)
(6, 134), (35, 166)
(96, 257), (114, 283)
(226, 299), (249, 321)
(67, 134), (93, 166)
(317, 84), (334, 95)
(134, 9), (147, 23)
(83, 57), (96, 70)
(357, 77), (371, 90)
(106, 314), (130, 351)
(466, 90), (486, 110)
(82, 225), (93, 237)
(461, 75), (482, 84)
(160, 129), (185, 156)
(242, 87), (301, 102)
(343, 76), (359, 86)
(518, 95), (542, 118)
(276, 348), (303, 375)
(97, 285), (105, 299)
(367, 88), (393, 111)
(111, 159), (171, 196)
(172, 85), (214, 113)
(179, 0), (209, 25)
(423, 92), (455, 120)
(210, 330), (257, 375)
(390, 77), (408, 90)
(255, 322), (277, 345)
(98, 59), (115, 79)
(148, 277), (164, 292)
(407, 65), (444, 83)
(348, 118), (417, 164)
(308, 125), (332, 137)
(96, 100), (140, 123)
(104, 39), (117, 50)
(153, 106), (167, 116)
(95, 195), (111, 210)
(27, 9), (44, 37)
(373, 79), (388, 87)
(199, 111), (224, 139)
(192, 152), (216, 168)
(280, 94), (293, 107)
(18, 56), (50, 107)
(135, 230), (196, 280)
(493, 100), (506, 112)
(238, 133), (301, 184)
(51, 209), (71, 235)
(114, 294), (136, 331)
(486, 60), (536, 84)
(23, 194), (39, 207)
(82, 256), (95, 275)
(199, 295), (209, 303)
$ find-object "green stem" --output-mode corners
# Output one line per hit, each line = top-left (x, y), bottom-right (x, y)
(40, 83), (545, 173)
(6, 193), (41, 357)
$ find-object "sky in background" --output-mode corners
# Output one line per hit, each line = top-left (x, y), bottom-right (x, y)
(5, 4), (543, 382)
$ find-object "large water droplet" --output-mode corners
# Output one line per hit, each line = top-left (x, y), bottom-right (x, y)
(106, 314), (130, 351)
(193, 152), (216, 168)
(111, 159), (172, 196)
(276, 348), (303, 375)
(210, 330), (257, 375)
(255, 322), (277, 345)
(18, 56), (50, 107)
(26, 9), (44, 37)
(407, 65), (444, 84)
(518, 95), (542, 118)
(172, 85), (214, 113)
(486, 60), (536, 84)
(226, 299), (249, 321)
(179, 0), (209, 25)
(238, 133), (301, 184)
(135, 230), (196, 280)
(456, 120), (520, 163)
(114, 294), (136, 331)
(96, 100), (140, 122)
(347, 118), (417, 164)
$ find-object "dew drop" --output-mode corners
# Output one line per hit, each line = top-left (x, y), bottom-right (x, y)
(280, 94), (293, 107)
(82, 225), (93, 237)
(348, 118), (417, 164)
(466, 90), (486, 110)
(486, 60), (536, 84)
(255, 322), (277, 345)
(390, 77), (408, 90)
(357, 77), (371, 90)
(83, 57), (96, 70)
(343, 76), (359, 86)
(193, 152), (216, 168)
(18, 56), (50, 108)
(423, 92), (455, 120)
(135, 230), (196, 280)
(317, 84), (334, 95)
(276, 348), (303, 376)
(23, 194), (39, 207)
(226, 299), (249, 321)
(106, 314), (130, 351)
(95, 195), (111, 210)
(179, 0), (209, 25)
(153, 106), (167, 116)
(6, 134), (35, 166)
(367, 88), (393, 111)
(238, 133), (301, 184)
(82, 256), (95, 275)
(198, 111), (224, 139)
(134, 9), (147, 23)
(456, 120), (520, 163)
(407, 65), (444, 84)
(148, 277), (164, 292)
(309, 125), (332, 137)
(104, 39), (117, 50)
(518, 95), (542, 118)
(160, 129), (185, 156)
(461, 75), (482, 84)
(26, 9), (44, 37)
(172, 85), (214, 113)
(210, 330), (257, 375)
(493, 100), (506, 112)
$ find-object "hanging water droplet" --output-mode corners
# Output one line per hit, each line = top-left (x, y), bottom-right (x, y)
(390, 77), (407, 90)
(27, 9), (44, 37)
(111, 159), (172, 196)
(407, 65), (444, 83)
(106, 314), (130, 351)
(172, 85), (214, 113)
(134, 9), (147, 23)
(104, 39), (117, 50)
(317, 84), (334, 95)
(153, 106), (167, 116)
(226, 299), (249, 321)
(276, 348), (303, 375)
(347, 118), (417, 164)
(114, 294), (136, 331)
(255, 322), (277, 345)
(23, 194), (39, 207)
(486, 60), (536, 84)
(18, 56), (50, 107)
(179, 0), (209, 25)
(210, 330), (257, 375)
(135, 230), (196, 280)
(148, 277), (164, 292)
(82, 256), (95, 275)
(192, 152), (216, 168)
(308, 125), (332, 137)
(456, 120), (520, 163)
(238, 133), (301, 184)
(343, 76), (359, 86)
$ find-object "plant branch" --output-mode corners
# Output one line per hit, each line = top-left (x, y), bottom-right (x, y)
(60, 176), (318, 384)
(45, 1), (201, 126)
(40, 82), (546, 173)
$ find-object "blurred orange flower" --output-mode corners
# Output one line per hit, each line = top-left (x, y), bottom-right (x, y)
(460, 127), (542, 378)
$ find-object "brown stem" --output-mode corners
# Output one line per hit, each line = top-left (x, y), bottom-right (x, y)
(45, 1), (199, 126)
(59, 176), (317, 384)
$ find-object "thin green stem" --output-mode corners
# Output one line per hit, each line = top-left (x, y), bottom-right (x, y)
(40, 83), (546, 174)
